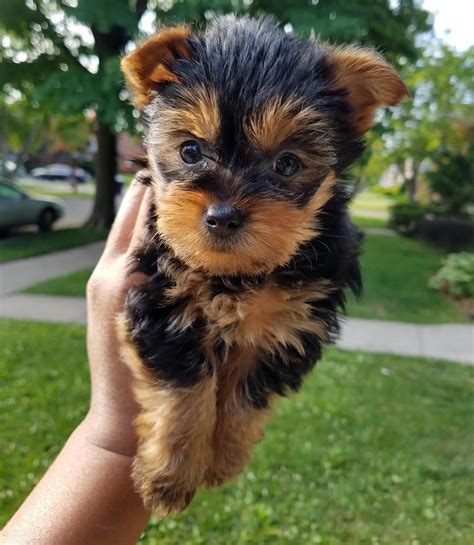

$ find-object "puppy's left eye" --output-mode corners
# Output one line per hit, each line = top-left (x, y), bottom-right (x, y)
(180, 140), (203, 164)
(274, 153), (301, 177)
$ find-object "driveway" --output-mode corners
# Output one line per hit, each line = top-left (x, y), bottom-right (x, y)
(56, 197), (94, 228)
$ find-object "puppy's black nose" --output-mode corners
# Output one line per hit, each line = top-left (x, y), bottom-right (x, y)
(205, 203), (243, 237)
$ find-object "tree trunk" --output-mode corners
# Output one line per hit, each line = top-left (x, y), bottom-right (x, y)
(405, 175), (417, 203)
(85, 122), (117, 229)
(397, 160), (419, 203)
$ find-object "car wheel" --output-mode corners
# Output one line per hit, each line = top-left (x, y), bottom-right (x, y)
(38, 208), (56, 233)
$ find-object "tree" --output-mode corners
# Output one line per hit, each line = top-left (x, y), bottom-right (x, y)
(367, 43), (474, 203)
(1, 0), (147, 227)
(0, 86), (90, 179)
(0, 0), (431, 228)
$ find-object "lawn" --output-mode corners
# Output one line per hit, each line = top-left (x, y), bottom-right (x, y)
(24, 266), (93, 297)
(23, 233), (467, 323)
(0, 228), (107, 263)
(347, 234), (467, 323)
(18, 181), (94, 199)
(351, 215), (389, 229)
(1, 319), (473, 544)
(351, 191), (393, 213)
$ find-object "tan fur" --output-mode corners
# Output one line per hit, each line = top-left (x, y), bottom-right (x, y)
(116, 313), (217, 515)
(152, 86), (221, 143)
(205, 282), (333, 353)
(157, 255), (334, 356)
(117, 249), (336, 513)
(246, 96), (334, 166)
(205, 347), (270, 486)
(324, 44), (409, 133)
(154, 173), (337, 276)
(121, 26), (192, 107)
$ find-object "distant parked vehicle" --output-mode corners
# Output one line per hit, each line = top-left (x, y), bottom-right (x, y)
(30, 163), (92, 183)
(0, 159), (17, 175)
(0, 182), (64, 234)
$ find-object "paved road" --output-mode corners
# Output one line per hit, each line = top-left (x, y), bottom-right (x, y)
(56, 195), (124, 228)
(56, 197), (94, 228)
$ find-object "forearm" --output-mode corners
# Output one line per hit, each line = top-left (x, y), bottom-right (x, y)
(1, 419), (150, 545)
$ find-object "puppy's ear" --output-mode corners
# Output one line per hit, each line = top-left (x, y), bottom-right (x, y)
(325, 45), (409, 134)
(121, 26), (192, 107)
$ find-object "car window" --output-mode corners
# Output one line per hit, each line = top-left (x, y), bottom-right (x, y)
(0, 184), (25, 200)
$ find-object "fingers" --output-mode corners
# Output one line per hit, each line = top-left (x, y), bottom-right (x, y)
(104, 178), (147, 258)
(129, 187), (153, 255)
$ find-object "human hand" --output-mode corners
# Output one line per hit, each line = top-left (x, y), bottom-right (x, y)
(83, 175), (151, 456)
(0, 179), (153, 542)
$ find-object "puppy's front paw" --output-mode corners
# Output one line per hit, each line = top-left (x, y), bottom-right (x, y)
(133, 464), (196, 516)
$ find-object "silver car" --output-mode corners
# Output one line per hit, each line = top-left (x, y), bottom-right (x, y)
(0, 182), (64, 233)
(30, 163), (92, 183)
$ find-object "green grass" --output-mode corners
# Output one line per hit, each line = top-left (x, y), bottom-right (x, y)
(351, 191), (393, 213)
(18, 181), (94, 199)
(1, 319), (473, 544)
(347, 234), (467, 323)
(24, 266), (94, 297)
(0, 228), (107, 263)
(351, 215), (389, 229)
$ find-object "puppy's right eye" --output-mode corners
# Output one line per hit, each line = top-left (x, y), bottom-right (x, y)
(180, 140), (203, 164)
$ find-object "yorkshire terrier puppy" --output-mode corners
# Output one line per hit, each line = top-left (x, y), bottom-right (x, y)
(118, 15), (408, 515)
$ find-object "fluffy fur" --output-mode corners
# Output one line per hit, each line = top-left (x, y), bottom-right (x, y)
(118, 15), (408, 515)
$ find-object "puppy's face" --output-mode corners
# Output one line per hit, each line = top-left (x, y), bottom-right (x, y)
(122, 17), (408, 276)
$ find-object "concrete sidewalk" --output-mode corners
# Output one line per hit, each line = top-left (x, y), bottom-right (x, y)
(339, 318), (474, 365)
(1, 293), (87, 323)
(0, 241), (105, 296)
(1, 292), (472, 365)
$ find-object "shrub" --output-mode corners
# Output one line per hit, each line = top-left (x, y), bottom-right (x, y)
(429, 252), (474, 299)
(389, 202), (426, 234)
(427, 144), (474, 216)
(417, 217), (474, 250)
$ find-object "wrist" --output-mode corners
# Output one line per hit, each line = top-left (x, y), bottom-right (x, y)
(79, 411), (138, 457)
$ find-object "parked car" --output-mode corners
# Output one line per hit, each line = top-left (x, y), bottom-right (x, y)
(0, 182), (64, 233)
(30, 163), (92, 183)
(0, 159), (17, 175)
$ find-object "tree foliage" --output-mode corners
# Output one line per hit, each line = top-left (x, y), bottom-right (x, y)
(366, 43), (474, 208)
(1, 87), (90, 176)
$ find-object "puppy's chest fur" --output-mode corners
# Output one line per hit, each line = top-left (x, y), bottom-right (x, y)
(164, 259), (332, 360)
(127, 230), (348, 409)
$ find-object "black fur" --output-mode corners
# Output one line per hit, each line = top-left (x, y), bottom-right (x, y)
(146, 16), (364, 207)
(126, 16), (364, 409)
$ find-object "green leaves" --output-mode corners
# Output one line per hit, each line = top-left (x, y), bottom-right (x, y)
(429, 252), (474, 299)
(427, 143), (474, 215)
(365, 42), (474, 201)
(1, 0), (433, 136)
